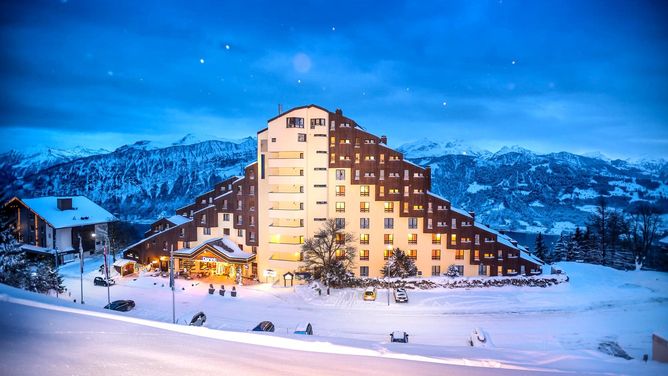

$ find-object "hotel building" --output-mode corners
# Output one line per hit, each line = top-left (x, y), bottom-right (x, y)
(124, 105), (543, 281)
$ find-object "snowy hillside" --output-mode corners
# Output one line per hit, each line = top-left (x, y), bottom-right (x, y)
(1, 137), (665, 231)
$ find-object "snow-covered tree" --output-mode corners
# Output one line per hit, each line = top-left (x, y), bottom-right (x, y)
(301, 219), (356, 294)
(381, 248), (417, 278)
(444, 264), (460, 278)
(533, 232), (548, 262)
(552, 234), (569, 262)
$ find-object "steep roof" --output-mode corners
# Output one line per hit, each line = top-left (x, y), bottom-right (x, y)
(10, 196), (116, 229)
(174, 237), (255, 262)
(166, 215), (191, 226)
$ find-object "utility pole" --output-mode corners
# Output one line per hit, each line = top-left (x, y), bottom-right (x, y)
(104, 240), (111, 307)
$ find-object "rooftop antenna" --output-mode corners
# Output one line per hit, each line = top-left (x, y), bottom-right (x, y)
(278, 103), (282, 115)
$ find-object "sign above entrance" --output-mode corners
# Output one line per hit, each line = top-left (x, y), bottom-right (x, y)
(264, 269), (277, 277)
(202, 257), (218, 262)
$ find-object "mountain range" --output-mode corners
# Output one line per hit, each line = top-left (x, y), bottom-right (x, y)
(1, 137), (666, 234)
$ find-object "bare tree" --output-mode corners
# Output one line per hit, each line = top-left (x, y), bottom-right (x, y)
(301, 219), (356, 294)
(630, 203), (661, 268)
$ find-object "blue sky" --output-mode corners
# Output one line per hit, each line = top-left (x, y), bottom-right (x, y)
(1, 0), (667, 159)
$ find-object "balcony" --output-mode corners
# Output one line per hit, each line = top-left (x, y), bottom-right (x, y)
(267, 167), (304, 177)
(269, 219), (304, 228)
(269, 234), (304, 245)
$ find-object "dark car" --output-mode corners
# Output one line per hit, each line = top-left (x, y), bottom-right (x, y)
(390, 331), (409, 343)
(104, 300), (135, 312)
(189, 312), (207, 327)
(94, 276), (115, 287)
(252, 321), (275, 332)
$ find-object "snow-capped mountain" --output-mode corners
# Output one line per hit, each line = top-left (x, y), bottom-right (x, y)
(0, 137), (257, 221)
(1, 137), (665, 233)
(403, 140), (667, 234)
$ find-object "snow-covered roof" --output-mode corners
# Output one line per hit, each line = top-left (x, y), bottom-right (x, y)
(520, 250), (544, 265)
(474, 222), (521, 250)
(17, 196), (116, 229)
(402, 159), (423, 169)
(426, 191), (450, 204)
(113, 259), (136, 267)
(174, 237), (255, 262)
(166, 215), (191, 226)
(20, 244), (55, 254)
(450, 206), (472, 219)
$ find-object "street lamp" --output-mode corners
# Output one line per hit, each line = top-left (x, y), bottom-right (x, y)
(102, 236), (111, 307)
(170, 244), (175, 324)
(78, 233), (84, 304)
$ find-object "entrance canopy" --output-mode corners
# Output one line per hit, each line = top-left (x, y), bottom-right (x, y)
(174, 237), (255, 264)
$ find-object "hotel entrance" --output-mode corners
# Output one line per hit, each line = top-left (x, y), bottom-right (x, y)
(172, 238), (256, 282)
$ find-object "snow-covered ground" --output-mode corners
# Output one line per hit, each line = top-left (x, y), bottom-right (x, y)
(34, 258), (668, 373)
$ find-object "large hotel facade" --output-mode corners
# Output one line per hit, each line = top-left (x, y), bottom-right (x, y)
(124, 105), (543, 281)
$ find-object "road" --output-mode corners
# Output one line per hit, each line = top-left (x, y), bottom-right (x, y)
(0, 299), (548, 376)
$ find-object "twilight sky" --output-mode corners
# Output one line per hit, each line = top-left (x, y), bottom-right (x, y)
(1, 0), (667, 159)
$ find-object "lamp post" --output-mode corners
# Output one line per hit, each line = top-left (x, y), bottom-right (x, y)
(170, 244), (175, 324)
(78, 233), (84, 304)
(103, 238), (111, 307)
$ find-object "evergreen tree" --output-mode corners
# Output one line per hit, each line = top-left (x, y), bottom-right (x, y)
(381, 248), (418, 278)
(533, 232), (548, 262)
(445, 264), (460, 278)
(552, 234), (569, 262)
(571, 227), (585, 261)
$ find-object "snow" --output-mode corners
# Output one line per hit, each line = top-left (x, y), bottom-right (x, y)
(166, 215), (191, 226)
(466, 182), (491, 194)
(175, 237), (255, 262)
(529, 200), (544, 207)
(450, 206), (472, 218)
(20, 196), (116, 229)
(13, 258), (664, 374)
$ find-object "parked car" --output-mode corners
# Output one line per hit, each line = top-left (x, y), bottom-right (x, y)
(394, 288), (408, 303)
(104, 300), (135, 312)
(390, 331), (409, 343)
(363, 287), (377, 301)
(94, 276), (115, 287)
(294, 322), (313, 335)
(252, 321), (275, 332)
(189, 312), (207, 327)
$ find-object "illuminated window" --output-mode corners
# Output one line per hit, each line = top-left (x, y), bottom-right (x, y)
(403, 202), (409, 213)
(360, 202), (370, 213)
(408, 250), (417, 260)
(413, 205), (424, 210)
(432, 233), (441, 244)
(455, 250), (464, 260)
(335, 233), (345, 245)
(431, 249), (441, 260)
(384, 202), (394, 213)
(379, 186), (385, 197)
(384, 234), (394, 245)
(335, 248), (345, 259)
(450, 234), (457, 245)
(360, 249), (369, 261)
(384, 248), (393, 260)
(360, 185), (370, 196)
(336, 202), (345, 212)
(336, 185), (345, 196)
(360, 234), (369, 245)
(474, 250), (480, 260)
(408, 233), (417, 244)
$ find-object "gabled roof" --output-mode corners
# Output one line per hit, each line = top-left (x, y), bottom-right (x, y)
(266, 104), (331, 123)
(6, 196), (116, 229)
(520, 250), (544, 265)
(174, 237), (255, 263)
(166, 215), (191, 226)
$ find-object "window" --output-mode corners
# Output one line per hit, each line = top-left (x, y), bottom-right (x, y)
(431, 249), (441, 260)
(403, 202), (409, 213)
(310, 118), (325, 126)
(335, 185), (345, 196)
(413, 205), (424, 210)
(360, 234), (369, 244)
(298, 133), (307, 142)
(432, 233), (441, 244)
(336, 169), (345, 180)
(455, 250), (464, 260)
(238, 229), (244, 237)
(404, 186), (409, 197)
(286, 117), (304, 128)
(179, 228), (185, 237)
(379, 170), (384, 180)
(203, 227), (211, 235)
(389, 188), (399, 194)
(360, 266), (369, 277)
(384, 202), (394, 213)
(498, 250), (503, 260)
(355, 170), (360, 180)
(360, 250), (369, 261)
(379, 186), (385, 197)
(384, 234), (394, 245)
(335, 218), (346, 229)
(484, 252), (494, 259)
(360, 185), (370, 196)
(336, 202), (345, 212)
(427, 218), (433, 230)
(201, 214), (207, 224)
(384, 248), (393, 260)
(360, 202), (370, 213)
(335, 233), (345, 245)
(451, 218), (457, 229)
(462, 237), (471, 243)
(456, 265), (464, 275)
(497, 266), (503, 276)
(223, 213), (230, 221)
(355, 153), (360, 163)
(223, 228), (230, 235)
(360, 218), (369, 229)
(384, 218), (394, 229)
(478, 264), (487, 276)
(408, 250), (417, 260)
(380, 154), (385, 164)
(330, 136), (336, 145)
(404, 169), (409, 180)
(408, 233), (417, 244)
(474, 250), (480, 261)
(475, 234), (480, 245)
(431, 265), (441, 276)
(450, 234), (457, 245)
(408, 217), (418, 229)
